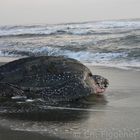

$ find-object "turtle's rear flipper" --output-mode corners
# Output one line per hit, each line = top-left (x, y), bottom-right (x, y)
(0, 83), (25, 102)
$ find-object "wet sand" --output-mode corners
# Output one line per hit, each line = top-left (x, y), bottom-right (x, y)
(0, 126), (64, 140)
(0, 61), (140, 140)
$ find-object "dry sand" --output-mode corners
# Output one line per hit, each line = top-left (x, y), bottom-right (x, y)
(0, 61), (140, 140)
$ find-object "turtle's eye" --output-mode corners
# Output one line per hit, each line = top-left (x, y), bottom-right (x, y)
(88, 72), (92, 77)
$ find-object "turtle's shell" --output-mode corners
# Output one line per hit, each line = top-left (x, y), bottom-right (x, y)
(0, 56), (94, 101)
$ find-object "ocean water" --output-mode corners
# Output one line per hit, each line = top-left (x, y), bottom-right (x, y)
(0, 19), (140, 69)
(1, 20), (140, 140)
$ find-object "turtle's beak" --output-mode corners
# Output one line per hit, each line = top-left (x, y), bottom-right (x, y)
(104, 79), (109, 88)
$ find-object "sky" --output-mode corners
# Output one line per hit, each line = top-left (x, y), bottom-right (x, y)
(0, 0), (139, 25)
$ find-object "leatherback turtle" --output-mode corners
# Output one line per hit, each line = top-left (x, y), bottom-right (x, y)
(0, 56), (109, 102)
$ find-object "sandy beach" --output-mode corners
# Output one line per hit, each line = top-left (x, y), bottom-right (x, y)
(0, 0), (140, 138)
(0, 60), (140, 140)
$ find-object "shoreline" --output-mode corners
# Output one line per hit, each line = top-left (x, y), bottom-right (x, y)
(0, 56), (140, 71)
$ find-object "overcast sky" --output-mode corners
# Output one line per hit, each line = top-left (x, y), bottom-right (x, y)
(0, 0), (139, 25)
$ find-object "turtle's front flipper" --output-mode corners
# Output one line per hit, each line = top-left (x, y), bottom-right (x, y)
(0, 83), (25, 102)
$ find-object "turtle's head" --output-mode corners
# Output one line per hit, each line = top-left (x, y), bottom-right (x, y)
(92, 75), (109, 94)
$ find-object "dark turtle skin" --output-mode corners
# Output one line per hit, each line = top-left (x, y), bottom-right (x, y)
(0, 56), (109, 102)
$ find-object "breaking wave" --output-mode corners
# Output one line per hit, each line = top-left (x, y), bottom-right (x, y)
(0, 20), (140, 37)
(0, 19), (140, 69)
